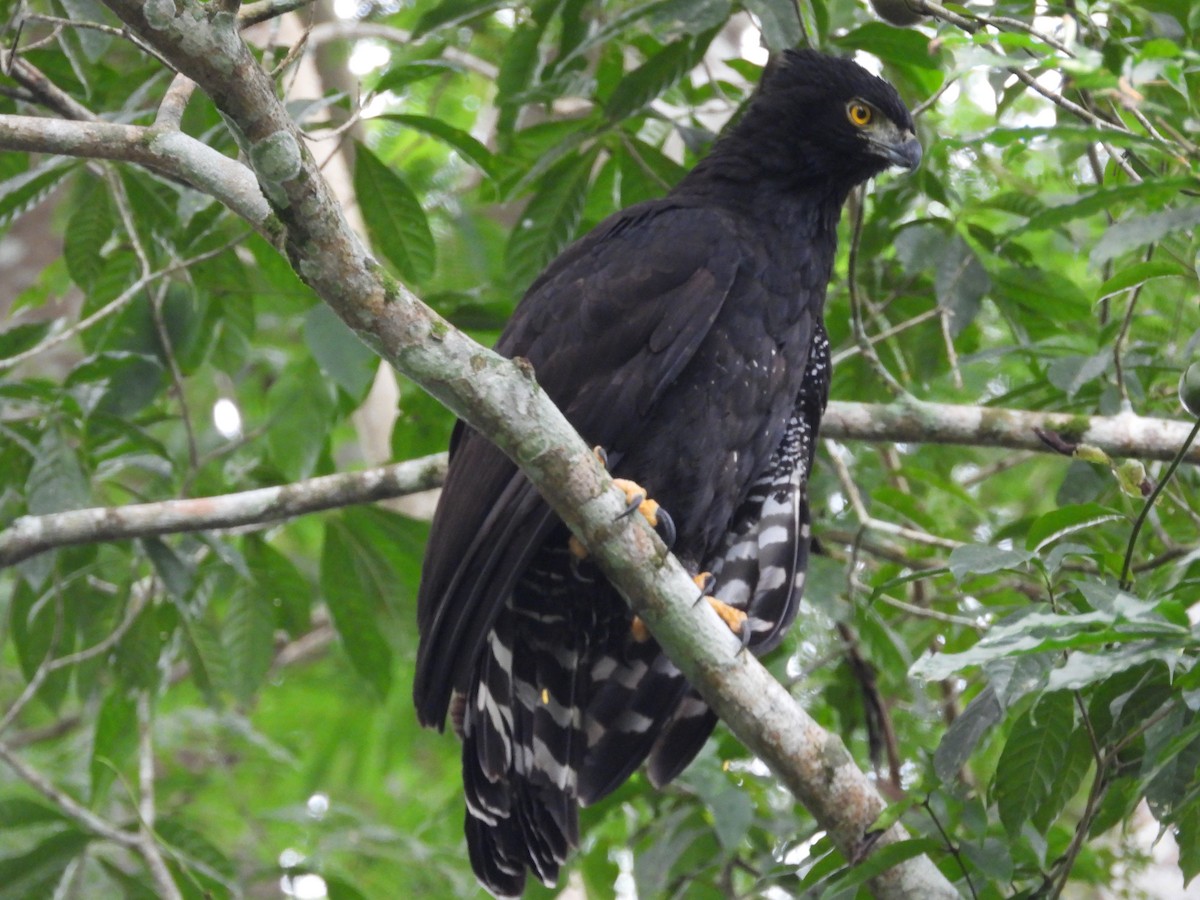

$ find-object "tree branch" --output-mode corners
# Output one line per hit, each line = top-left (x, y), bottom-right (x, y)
(2, 401), (1193, 566)
(0, 114), (273, 236)
(0, 453), (448, 567)
(822, 400), (1200, 464)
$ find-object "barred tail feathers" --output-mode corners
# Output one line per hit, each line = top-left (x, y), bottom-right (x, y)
(461, 604), (585, 897)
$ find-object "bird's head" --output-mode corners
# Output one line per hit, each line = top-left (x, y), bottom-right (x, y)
(735, 49), (922, 191)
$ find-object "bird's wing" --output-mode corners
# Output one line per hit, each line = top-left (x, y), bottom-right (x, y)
(644, 326), (831, 788)
(414, 202), (747, 728)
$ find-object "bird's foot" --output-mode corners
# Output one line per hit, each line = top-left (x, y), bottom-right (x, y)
(629, 575), (749, 648)
(630, 616), (652, 643)
(569, 447), (676, 560)
(692, 573), (750, 650)
(613, 478), (677, 547)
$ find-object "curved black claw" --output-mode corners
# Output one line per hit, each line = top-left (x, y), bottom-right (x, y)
(735, 619), (753, 655)
(617, 491), (647, 519)
(570, 553), (595, 584)
(692, 572), (716, 606)
(655, 506), (676, 549)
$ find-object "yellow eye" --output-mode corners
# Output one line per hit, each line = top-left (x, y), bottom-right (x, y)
(847, 102), (873, 127)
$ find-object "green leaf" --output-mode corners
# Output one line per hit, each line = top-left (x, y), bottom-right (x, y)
(741, 0), (803, 52)
(0, 321), (52, 359)
(991, 266), (1091, 321)
(245, 538), (313, 637)
(376, 113), (496, 177)
(91, 690), (137, 803)
(934, 686), (1002, 783)
(1046, 351), (1110, 398)
(605, 36), (705, 122)
(959, 837), (1013, 884)
(1014, 178), (1193, 234)
(836, 23), (944, 69)
(1178, 801), (1200, 886)
(411, 0), (507, 37)
(911, 605), (1186, 681)
(1025, 503), (1124, 551)
(948, 544), (1033, 582)
(1091, 205), (1200, 266)
(935, 236), (989, 335)
(142, 537), (194, 600)
(97, 860), (161, 900)
(304, 303), (377, 400)
(178, 612), (228, 703)
(114, 602), (173, 692)
(1032, 725), (1092, 831)
(64, 181), (112, 291)
(156, 817), (237, 893)
(0, 159), (77, 228)
(619, 139), (688, 203)
(0, 829), (91, 899)
(993, 692), (1074, 837)
(26, 426), (89, 515)
(372, 60), (465, 95)
(353, 142), (436, 283)
(321, 521), (394, 699)
(324, 875), (371, 900)
(1096, 260), (1189, 299)
(819, 838), (947, 900)
(494, 11), (553, 133)
(225, 587), (277, 703)
(0, 798), (67, 829)
(505, 150), (595, 292)
(1046, 644), (1174, 691)
(266, 360), (335, 481)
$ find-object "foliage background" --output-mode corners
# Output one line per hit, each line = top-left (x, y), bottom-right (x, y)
(1, 0), (1199, 897)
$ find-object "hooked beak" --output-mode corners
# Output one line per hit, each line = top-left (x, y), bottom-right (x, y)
(874, 129), (923, 170)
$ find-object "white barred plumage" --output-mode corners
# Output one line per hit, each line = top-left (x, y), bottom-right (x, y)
(414, 50), (919, 896)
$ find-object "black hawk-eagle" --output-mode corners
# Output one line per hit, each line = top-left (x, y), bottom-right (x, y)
(414, 48), (921, 897)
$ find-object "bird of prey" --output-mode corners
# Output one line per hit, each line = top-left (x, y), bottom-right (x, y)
(414, 48), (921, 897)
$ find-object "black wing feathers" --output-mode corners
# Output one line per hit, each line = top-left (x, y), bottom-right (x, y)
(415, 48), (917, 898)
(415, 202), (743, 728)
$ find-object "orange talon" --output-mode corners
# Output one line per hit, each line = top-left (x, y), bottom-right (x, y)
(707, 596), (748, 633)
(692, 572), (748, 640)
(613, 478), (663, 529)
(630, 616), (652, 643)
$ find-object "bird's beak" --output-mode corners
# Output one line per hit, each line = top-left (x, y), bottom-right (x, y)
(880, 130), (922, 170)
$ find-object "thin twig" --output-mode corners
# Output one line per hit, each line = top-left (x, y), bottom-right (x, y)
(0, 586), (147, 735)
(1006, 66), (1129, 136)
(0, 740), (140, 848)
(0, 241), (238, 372)
(912, 75), (959, 118)
(238, 0), (319, 27)
(23, 14), (127, 39)
(923, 794), (980, 900)
(831, 307), (941, 366)
(149, 282), (200, 471)
(876, 593), (984, 629)
(1112, 244), (1155, 408)
(155, 72), (196, 128)
(1120, 417), (1200, 589)
(1095, 137), (1142, 182)
(0, 453), (449, 567)
(0, 50), (98, 120)
(847, 187), (907, 395)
